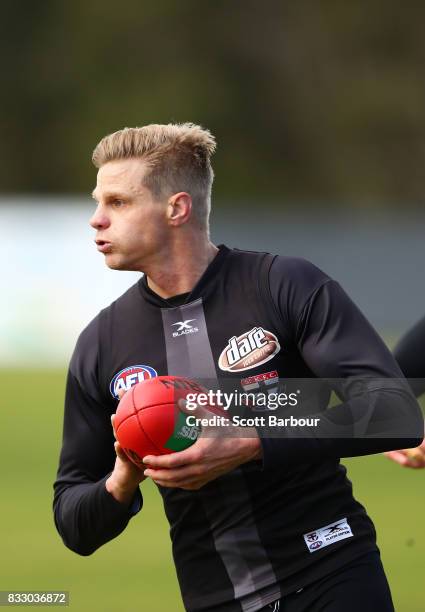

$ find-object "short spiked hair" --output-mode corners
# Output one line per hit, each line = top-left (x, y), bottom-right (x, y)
(92, 123), (216, 231)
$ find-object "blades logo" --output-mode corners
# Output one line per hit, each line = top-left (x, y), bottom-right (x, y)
(172, 319), (199, 338)
(218, 327), (281, 372)
(324, 523), (345, 536)
(110, 365), (158, 399)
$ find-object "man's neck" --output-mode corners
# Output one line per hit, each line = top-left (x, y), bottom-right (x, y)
(146, 241), (219, 299)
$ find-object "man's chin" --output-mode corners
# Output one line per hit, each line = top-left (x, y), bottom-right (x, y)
(103, 254), (136, 272)
(103, 254), (126, 271)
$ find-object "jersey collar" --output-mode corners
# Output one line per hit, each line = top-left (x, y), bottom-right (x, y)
(138, 244), (231, 308)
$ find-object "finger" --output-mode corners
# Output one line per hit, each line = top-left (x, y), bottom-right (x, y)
(152, 478), (206, 490)
(148, 472), (207, 489)
(404, 448), (425, 468)
(384, 451), (409, 466)
(406, 461), (425, 469)
(111, 414), (117, 440)
(114, 441), (131, 462)
(117, 388), (126, 400)
(143, 445), (200, 469)
(144, 463), (203, 482)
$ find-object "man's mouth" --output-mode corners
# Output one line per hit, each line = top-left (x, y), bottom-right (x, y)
(95, 239), (113, 253)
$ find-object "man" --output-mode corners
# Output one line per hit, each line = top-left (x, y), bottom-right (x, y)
(385, 316), (425, 468)
(53, 123), (423, 612)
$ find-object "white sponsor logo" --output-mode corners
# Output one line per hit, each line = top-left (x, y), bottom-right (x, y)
(218, 327), (281, 372)
(303, 518), (353, 553)
(172, 319), (199, 338)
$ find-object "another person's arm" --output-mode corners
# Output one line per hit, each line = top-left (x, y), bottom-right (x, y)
(385, 315), (425, 468)
(394, 315), (425, 396)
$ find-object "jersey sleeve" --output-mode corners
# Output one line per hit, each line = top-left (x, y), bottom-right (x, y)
(259, 257), (424, 470)
(53, 315), (142, 556)
(393, 315), (425, 397)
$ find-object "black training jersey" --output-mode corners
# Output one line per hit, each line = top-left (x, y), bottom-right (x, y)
(394, 315), (425, 397)
(53, 246), (422, 612)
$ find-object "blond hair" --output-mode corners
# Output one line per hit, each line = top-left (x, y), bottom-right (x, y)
(92, 123), (216, 231)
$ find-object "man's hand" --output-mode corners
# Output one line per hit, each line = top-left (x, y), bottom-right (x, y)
(105, 390), (146, 505)
(384, 438), (425, 469)
(143, 400), (262, 490)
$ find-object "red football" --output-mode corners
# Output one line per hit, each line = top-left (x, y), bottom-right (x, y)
(114, 375), (207, 467)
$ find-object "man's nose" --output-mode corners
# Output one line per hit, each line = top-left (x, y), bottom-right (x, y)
(90, 204), (110, 230)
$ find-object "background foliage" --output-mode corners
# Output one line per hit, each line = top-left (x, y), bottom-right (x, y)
(1, 1), (425, 206)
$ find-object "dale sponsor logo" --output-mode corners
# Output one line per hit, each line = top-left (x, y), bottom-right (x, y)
(110, 365), (158, 399)
(218, 327), (281, 372)
(303, 518), (353, 553)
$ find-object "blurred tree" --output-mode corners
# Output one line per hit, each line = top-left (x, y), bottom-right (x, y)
(1, 0), (424, 207)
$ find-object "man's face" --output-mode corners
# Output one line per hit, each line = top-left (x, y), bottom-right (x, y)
(90, 158), (169, 271)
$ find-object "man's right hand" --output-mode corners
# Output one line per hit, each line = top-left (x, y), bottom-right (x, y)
(105, 392), (146, 505)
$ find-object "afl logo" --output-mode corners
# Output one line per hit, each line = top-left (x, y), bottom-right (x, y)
(110, 365), (158, 399)
(309, 541), (323, 551)
(218, 327), (281, 372)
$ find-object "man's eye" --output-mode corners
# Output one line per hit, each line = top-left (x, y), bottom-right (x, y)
(113, 200), (124, 208)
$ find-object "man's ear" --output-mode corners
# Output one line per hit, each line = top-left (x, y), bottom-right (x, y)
(167, 192), (192, 226)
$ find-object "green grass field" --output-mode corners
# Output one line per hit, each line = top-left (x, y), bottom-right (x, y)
(1, 370), (423, 611)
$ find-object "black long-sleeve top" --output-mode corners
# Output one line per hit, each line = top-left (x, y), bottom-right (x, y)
(54, 246), (423, 612)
